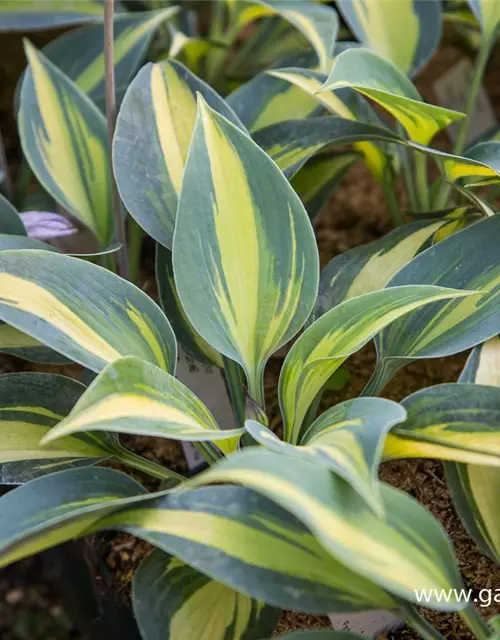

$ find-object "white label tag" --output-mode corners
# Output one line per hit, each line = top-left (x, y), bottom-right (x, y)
(433, 58), (495, 145)
(176, 350), (236, 470)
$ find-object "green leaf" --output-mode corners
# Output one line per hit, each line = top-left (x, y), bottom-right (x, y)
(133, 549), (279, 640)
(384, 383), (500, 465)
(0, 195), (26, 236)
(370, 216), (500, 393)
(0, 372), (109, 484)
(0, 250), (177, 373)
(19, 41), (112, 247)
(279, 285), (473, 443)
(191, 449), (464, 608)
(468, 0), (500, 42)
(267, 68), (395, 179)
(445, 336), (500, 563)
(156, 244), (222, 367)
(337, 0), (441, 76)
(246, 397), (406, 514)
(291, 151), (360, 220)
(314, 221), (446, 318)
(234, 1), (338, 72)
(253, 116), (401, 179)
(41, 357), (243, 455)
(319, 48), (464, 145)
(0, 0), (103, 31)
(173, 98), (319, 404)
(0, 473), (396, 613)
(41, 8), (179, 103)
(227, 55), (321, 132)
(113, 60), (244, 250)
(0, 467), (147, 568)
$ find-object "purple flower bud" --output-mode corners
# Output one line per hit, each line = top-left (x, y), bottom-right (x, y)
(20, 211), (78, 242)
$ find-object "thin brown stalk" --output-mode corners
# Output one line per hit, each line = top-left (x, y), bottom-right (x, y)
(104, 0), (130, 279)
(0, 124), (13, 202)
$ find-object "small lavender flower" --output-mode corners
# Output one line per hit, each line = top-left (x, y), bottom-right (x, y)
(20, 211), (78, 242)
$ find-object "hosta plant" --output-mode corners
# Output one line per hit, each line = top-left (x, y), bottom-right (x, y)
(2, 1), (500, 639)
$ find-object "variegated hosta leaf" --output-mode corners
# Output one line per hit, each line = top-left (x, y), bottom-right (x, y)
(257, 72), (499, 184)
(0, 0), (103, 31)
(0, 470), (397, 613)
(41, 357), (243, 455)
(42, 8), (179, 104)
(461, 141), (500, 186)
(0, 467), (148, 568)
(234, 0), (338, 72)
(0, 372), (109, 484)
(246, 396), (406, 514)
(337, 0), (441, 76)
(266, 67), (395, 179)
(227, 53), (321, 132)
(460, 336), (500, 387)
(0, 250), (177, 373)
(319, 48), (464, 145)
(113, 60), (244, 250)
(156, 244), (222, 367)
(19, 42), (112, 247)
(225, 17), (311, 79)
(468, 0), (500, 42)
(173, 99), (319, 404)
(279, 285), (473, 443)
(277, 633), (365, 640)
(423, 140), (500, 185)
(192, 449), (464, 608)
(133, 549), (279, 640)
(447, 462), (500, 564)
(253, 116), (402, 179)
(0, 323), (68, 365)
(0, 234), (58, 252)
(371, 215), (500, 394)
(0, 195), (26, 236)
(445, 336), (500, 563)
(165, 24), (220, 76)
(384, 383), (500, 466)
(291, 151), (360, 220)
(314, 221), (446, 319)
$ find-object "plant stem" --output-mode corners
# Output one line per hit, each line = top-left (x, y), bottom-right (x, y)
(298, 385), (325, 442)
(381, 173), (405, 227)
(104, 0), (129, 280)
(401, 604), (446, 640)
(361, 358), (405, 397)
(127, 216), (143, 285)
(396, 124), (419, 214)
(456, 40), (492, 156)
(14, 156), (32, 210)
(415, 152), (429, 211)
(115, 445), (186, 483)
(459, 604), (490, 640)
(222, 355), (246, 427)
(435, 38), (492, 210)
(0, 124), (13, 202)
(100, 251), (117, 273)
